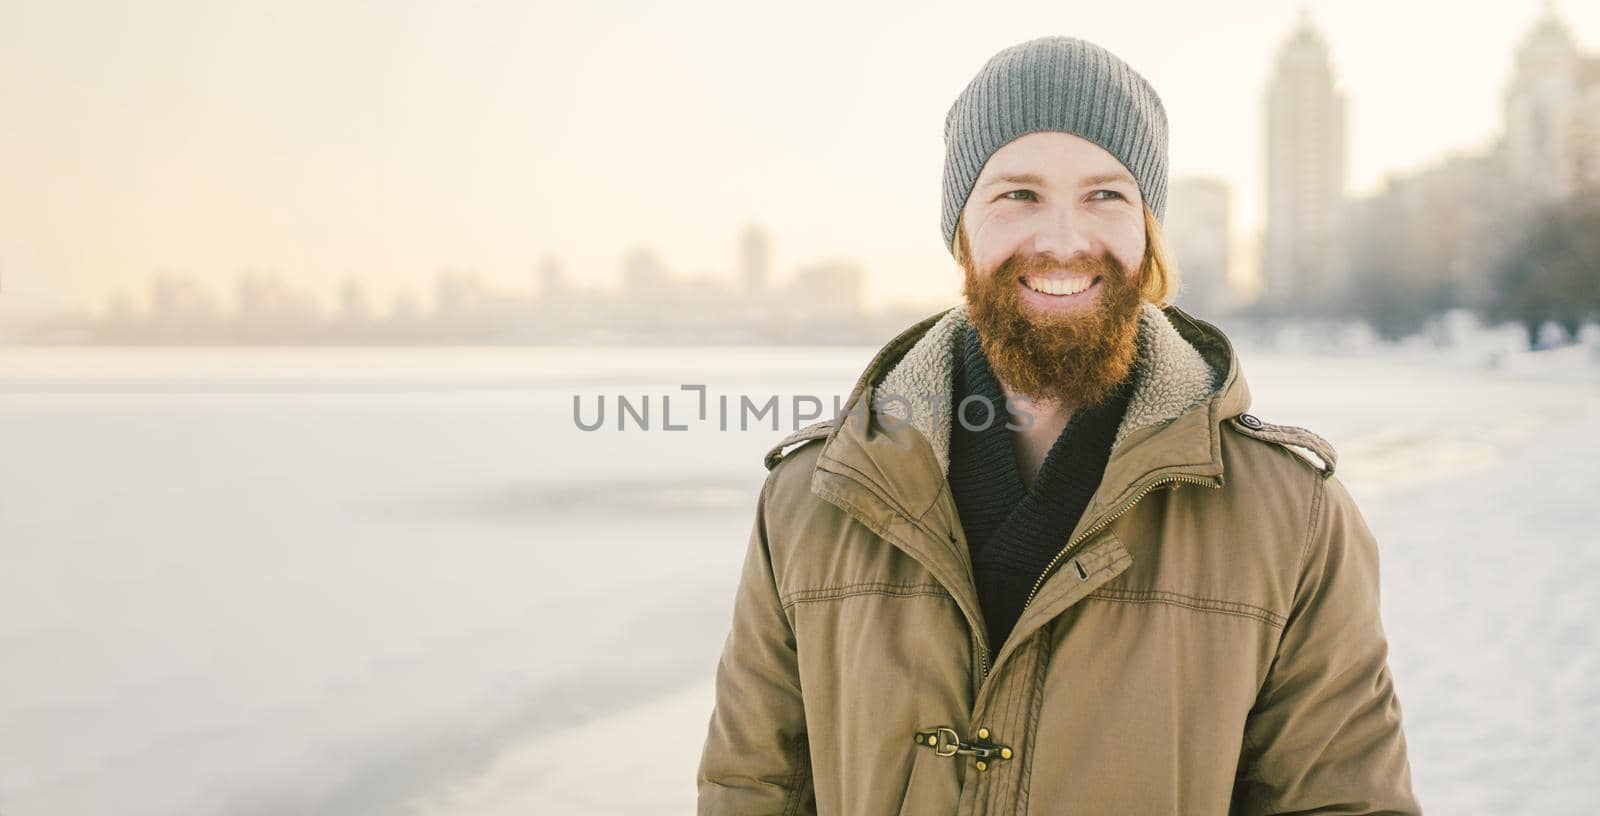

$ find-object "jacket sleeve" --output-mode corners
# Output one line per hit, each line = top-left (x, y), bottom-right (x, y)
(697, 473), (816, 815)
(1234, 474), (1421, 815)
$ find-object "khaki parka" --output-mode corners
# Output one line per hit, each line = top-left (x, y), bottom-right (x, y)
(697, 302), (1419, 815)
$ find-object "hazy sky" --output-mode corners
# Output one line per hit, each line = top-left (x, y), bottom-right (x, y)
(1, 0), (1595, 314)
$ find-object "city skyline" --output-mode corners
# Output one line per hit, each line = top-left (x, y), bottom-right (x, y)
(2, 1), (1595, 325)
(54, 224), (897, 345)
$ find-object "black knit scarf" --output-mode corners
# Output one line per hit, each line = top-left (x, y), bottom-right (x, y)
(947, 323), (1136, 653)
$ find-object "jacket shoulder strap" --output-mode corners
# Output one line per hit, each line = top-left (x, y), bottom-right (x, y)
(1226, 413), (1338, 479)
(763, 419), (836, 471)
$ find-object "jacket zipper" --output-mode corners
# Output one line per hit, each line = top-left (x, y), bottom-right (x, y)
(977, 474), (1217, 680)
(1018, 474), (1220, 615)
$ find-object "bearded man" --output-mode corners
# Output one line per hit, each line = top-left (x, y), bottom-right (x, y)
(698, 36), (1419, 815)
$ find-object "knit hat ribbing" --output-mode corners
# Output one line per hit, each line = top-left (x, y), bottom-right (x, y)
(941, 36), (1170, 254)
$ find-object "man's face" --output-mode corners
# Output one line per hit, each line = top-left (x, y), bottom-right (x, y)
(958, 131), (1149, 407)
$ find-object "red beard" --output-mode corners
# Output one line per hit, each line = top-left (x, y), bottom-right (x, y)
(960, 248), (1143, 409)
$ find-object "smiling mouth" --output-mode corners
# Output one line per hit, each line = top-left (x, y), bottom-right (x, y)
(1020, 274), (1100, 296)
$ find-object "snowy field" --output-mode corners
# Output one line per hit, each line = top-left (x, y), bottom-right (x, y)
(1, 336), (1598, 815)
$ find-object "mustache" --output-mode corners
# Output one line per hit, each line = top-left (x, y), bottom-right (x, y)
(995, 250), (1125, 282)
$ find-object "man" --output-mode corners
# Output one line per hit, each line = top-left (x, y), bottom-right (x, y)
(698, 36), (1418, 815)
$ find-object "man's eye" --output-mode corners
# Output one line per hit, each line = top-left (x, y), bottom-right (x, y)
(1090, 190), (1125, 201)
(1000, 190), (1037, 201)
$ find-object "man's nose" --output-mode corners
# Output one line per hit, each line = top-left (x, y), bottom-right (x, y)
(1031, 205), (1095, 261)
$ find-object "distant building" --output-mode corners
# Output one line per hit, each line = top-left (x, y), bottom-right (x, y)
(339, 278), (373, 323)
(153, 274), (214, 321)
(621, 248), (669, 291)
(390, 292), (421, 322)
(1261, 11), (1348, 311)
(1328, 2), (1596, 326)
(1575, 64), (1600, 192)
(739, 224), (771, 292)
(0, 250), (65, 341)
(434, 271), (486, 318)
(537, 256), (566, 297)
(1334, 149), (1509, 328)
(1502, 1), (1600, 204)
(1164, 177), (1232, 316)
(784, 262), (863, 322)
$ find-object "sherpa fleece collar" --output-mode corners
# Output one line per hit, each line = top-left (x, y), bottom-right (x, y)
(871, 302), (1221, 476)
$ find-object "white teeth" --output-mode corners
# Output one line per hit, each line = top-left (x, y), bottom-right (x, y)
(1024, 275), (1094, 296)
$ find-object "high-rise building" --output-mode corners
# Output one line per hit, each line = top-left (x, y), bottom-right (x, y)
(739, 224), (771, 292)
(1261, 11), (1348, 311)
(537, 256), (566, 297)
(339, 278), (373, 323)
(1502, 1), (1600, 204)
(1164, 177), (1233, 316)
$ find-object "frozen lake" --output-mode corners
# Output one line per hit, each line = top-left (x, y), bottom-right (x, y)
(1, 341), (1598, 814)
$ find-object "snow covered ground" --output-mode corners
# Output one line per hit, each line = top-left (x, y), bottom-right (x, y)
(1, 337), (1597, 814)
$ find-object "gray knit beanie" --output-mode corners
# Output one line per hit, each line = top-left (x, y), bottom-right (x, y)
(941, 36), (1169, 254)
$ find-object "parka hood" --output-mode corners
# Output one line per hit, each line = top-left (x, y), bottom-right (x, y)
(804, 301), (1259, 513)
(867, 302), (1234, 475)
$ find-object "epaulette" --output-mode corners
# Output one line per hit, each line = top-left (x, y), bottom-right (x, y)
(1226, 412), (1338, 479)
(763, 420), (836, 471)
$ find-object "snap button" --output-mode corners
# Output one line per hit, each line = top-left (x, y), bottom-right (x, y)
(1238, 413), (1263, 430)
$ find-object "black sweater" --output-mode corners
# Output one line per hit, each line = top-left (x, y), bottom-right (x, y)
(947, 324), (1135, 653)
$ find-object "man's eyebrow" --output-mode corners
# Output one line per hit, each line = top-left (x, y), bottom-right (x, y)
(1080, 171), (1136, 187)
(980, 171), (1136, 189)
